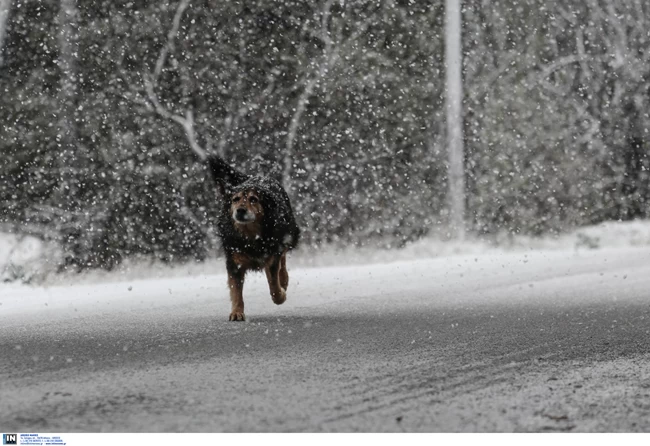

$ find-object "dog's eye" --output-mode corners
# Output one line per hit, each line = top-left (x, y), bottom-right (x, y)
(232, 196), (240, 203)
(249, 196), (258, 204)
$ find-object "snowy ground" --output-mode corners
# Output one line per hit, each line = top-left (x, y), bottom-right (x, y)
(3, 219), (650, 286)
(1, 244), (650, 432)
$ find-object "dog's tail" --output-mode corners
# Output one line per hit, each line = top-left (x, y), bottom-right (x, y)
(206, 155), (250, 195)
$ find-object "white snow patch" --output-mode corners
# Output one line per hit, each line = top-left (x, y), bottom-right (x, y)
(295, 219), (650, 269)
(2, 245), (649, 325)
(3, 220), (650, 287)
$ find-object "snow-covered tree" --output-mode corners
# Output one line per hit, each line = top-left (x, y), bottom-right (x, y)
(1, 0), (649, 271)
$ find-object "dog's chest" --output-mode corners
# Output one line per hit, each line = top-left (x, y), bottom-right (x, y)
(232, 252), (267, 270)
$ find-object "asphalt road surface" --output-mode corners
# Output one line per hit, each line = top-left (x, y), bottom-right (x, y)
(1, 248), (650, 432)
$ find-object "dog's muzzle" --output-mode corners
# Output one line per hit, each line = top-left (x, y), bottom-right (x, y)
(234, 208), (255, 223)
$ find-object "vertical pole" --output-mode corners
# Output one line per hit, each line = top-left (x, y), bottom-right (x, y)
(56, 0), (78, 202)
(0, 0), (11, 67)
(445, 0), (465, 239)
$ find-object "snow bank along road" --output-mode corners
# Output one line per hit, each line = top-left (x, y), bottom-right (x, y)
(1, 248), (650, 432)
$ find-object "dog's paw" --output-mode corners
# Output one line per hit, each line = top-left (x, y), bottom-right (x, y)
(271, 288), (287, 305)
(229, 311), (246, 321)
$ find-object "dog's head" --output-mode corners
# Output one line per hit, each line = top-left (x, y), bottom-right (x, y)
(230, 188), (264, 229)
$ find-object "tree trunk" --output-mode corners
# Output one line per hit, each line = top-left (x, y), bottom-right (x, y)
(445, 0), (465, 239)
(0, 0), (10, 67)
(283, 76), (317, 194)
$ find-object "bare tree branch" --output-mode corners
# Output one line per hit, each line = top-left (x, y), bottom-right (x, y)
(153, 0), (190, 82)
(142, 0), (207, 161)
(283, 1), (372, 191)
(143, 0), (277, 163)
(144, 76), (207, 160)
(605, 1), (629, 69)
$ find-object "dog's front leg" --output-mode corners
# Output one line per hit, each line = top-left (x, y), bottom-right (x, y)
(279, 250), (289, 291)
(265, 255), (286, 305)
(227, 260), (246, 321)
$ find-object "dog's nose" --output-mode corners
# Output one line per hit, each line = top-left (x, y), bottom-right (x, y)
(236, 208), (247, 217)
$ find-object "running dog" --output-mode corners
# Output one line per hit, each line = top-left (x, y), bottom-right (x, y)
(207, 155), (300, 321)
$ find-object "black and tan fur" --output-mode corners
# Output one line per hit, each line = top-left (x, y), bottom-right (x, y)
(207, 155), (300, 321)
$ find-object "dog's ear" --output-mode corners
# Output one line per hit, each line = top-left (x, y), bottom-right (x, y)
(206, 155), (250, 196)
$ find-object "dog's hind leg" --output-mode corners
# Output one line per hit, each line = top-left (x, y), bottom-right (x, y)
(227, 260), (246, 321)
(265, 255), (286, 305)
(279, 251), (289, 291)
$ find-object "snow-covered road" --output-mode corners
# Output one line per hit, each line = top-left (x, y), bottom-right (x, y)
(1, 247), (650, 432)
